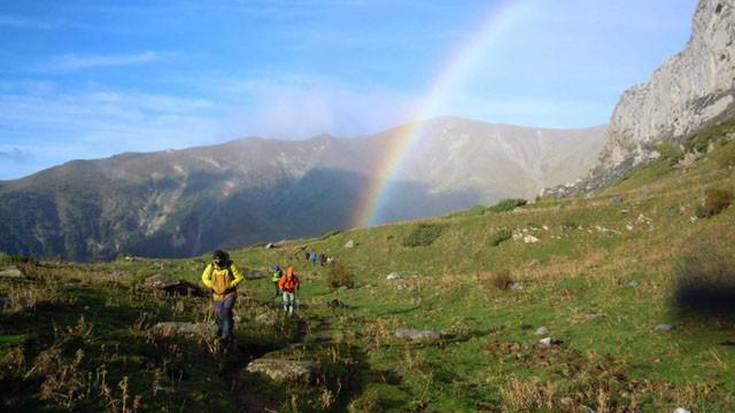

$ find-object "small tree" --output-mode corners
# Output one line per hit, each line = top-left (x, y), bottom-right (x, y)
(326, 262), (354, 289)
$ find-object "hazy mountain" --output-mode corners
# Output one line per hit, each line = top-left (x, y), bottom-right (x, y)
(0, 117), (605, 260)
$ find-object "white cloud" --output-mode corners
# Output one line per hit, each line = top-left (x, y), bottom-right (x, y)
(51, 51), (161, 71)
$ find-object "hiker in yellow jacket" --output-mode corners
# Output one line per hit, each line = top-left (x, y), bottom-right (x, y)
(201, 250), (244, 342)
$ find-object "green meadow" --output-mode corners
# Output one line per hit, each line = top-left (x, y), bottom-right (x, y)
(2, 122), (735, 412)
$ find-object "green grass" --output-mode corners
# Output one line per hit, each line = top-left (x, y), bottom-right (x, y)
(3, 124), (735, 411)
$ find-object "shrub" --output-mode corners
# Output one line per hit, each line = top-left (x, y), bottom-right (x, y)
(488, 271), (514, 290)
(490, 229), (512, 247)
(715, 142), (735, 169)
(695, 188), (733, 218)
(656, 141), (683, 166)
(401, 223), (446, 247)
(673, 234), (735, 316)
(326, 262), (354, 289)
(487, 198), (528, 213)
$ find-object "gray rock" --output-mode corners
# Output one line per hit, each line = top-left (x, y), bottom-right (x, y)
(628, 280), (640, 288)
(538, 337), (563, 347)
(246, 358), (317, 383)
(265, 243), (275, 249)
(508, 282), (523, 290)
(142, 274), (179, 289)
(385, 272), (400, 281)
(0, 266), (24, 278)
(674, 408), (691, 413)
(344, 239), (355, 249)
(393, 328), (440, 340)
(535, 326), (549, 336)
(609, 195), (624, 205)
(655, 323), (675, 332)
(150, 322), (217, 338)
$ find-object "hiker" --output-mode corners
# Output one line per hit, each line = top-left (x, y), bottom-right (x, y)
(278, 266), (301, 316)
(310, 251), (318, 265)
(201, 250), (244, 343)
(304, 250), (310, 262)
(271, 265), (283, 298)
(319, 253), (327, 266)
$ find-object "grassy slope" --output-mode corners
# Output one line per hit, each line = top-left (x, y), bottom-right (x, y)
(2, 128), (735, 412)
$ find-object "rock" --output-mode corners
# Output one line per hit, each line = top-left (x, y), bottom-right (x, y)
(150, 322), (217, 338)
(385, 272), (400, 281)
(246, 358), (317, 383)
(508, 282), (523, 290)
(393, 328), (440, 341)
(265, 243), (275, 249)
(538, 337), (563, 347)
(344, 240), (355, 249)
(0, 266), (24, 278)
(655, 324), (675, 332)
(628, 280), (640, 288)
(673, 408), (691, 413)
(535, 326), (549, 336)
(141, 274), (204, 296)
(142, 274), (179, 289)
(386, 367), (406, 384)
(255, 312), (278, 327)
(522, 234), (539, 244)
(610, 195), (624, 205)
(586, 313), (605, 320)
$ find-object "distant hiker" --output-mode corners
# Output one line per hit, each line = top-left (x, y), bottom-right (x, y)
(201, 250), (244, 343)
(278, 266), (301, 316)
(271, 265), (283, 298)
(310, 252), (318, 265)
(304, 251), (311, 262)
(319, 253), (327, 266)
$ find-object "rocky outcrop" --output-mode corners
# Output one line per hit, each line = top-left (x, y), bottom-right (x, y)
(601, 0), (735, 168)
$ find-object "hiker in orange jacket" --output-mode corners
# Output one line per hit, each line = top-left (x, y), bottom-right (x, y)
(278, 266), (300, 316)
(201, 250), (244, 342)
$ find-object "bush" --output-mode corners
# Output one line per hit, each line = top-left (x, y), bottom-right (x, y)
(490, 229), (512, 247)
(402, 223), (446, 247)
(715, 142), (735, 169)
(656, 141), (684, 166)
(487, 199), (527, 213)
(695, 188), (733, 218)
(488, 271), (514, 290)
(674, 234), (735, 316)
(326, 262), (354, 289)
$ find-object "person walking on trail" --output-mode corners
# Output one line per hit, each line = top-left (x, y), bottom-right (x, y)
(278, 266), (301, 316)
(201, 250), (244, 343)
(271, 265), (283, 298)
(310, 252), (318, 265)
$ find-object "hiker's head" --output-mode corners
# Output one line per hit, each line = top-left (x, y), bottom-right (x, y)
(287, 266), (294, 277)
(213, 250), (228, 266)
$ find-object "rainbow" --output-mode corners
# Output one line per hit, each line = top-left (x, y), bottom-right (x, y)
(352, 0), (528, 228)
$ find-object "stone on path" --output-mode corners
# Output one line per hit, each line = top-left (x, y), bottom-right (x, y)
(628, 280), (640, 288)
(393, 328), (440, 341)
(246, 358), (317, 383)
(673, 408), (691, 413)
(344, 240), (355, 249)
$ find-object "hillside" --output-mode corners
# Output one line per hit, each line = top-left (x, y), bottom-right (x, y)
(2, 117), (734, 412)
(0, 118), (605, 261)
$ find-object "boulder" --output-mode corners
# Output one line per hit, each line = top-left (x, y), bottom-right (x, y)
(150, 322), (217, 338)
(142, 274), (179, 289)
(674, 408), (691, 413)
(535, 326), (549, 336)
(393, 328), (440, 341)
(265, 243), (275, 249)
(141, 274), (204, 296)
(246, 358), (317, 383)
(385, 272), (400, 281)
(628, 280), (640, 288)
(538, 337), (563, 347)
(344, 239), (355, 249)
(0, 266), (24, 278)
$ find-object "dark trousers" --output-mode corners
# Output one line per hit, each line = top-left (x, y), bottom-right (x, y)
(213, 295), (236, 340)
(273, 282), (280, 296)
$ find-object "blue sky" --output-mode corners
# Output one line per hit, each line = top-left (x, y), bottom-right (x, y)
(0, 0), (697, 179)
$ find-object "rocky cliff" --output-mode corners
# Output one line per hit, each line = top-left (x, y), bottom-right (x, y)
(601, 0), (735, 168)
